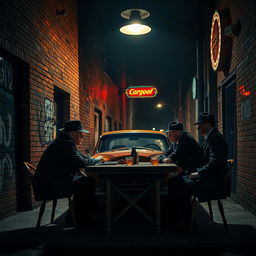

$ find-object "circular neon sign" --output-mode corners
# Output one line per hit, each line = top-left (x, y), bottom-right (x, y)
(210, 10), (221, 71)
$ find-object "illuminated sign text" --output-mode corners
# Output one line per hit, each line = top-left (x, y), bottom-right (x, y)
(125, 86), (158, 98)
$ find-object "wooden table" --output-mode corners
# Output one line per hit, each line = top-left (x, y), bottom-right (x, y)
(85, 162), (177, 235)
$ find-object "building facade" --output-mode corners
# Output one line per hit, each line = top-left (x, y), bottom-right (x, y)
(0, 0), (126, 219)
(181, 0), (256, 215)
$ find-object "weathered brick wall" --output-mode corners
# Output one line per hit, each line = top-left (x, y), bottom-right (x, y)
(80, 54), (121, 153)
(216, 0), (256, 214)
(0, 57), (16, 217)
(0, 0), (79, 218)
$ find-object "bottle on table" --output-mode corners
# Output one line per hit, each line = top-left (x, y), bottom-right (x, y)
(131, 147), (139, 164)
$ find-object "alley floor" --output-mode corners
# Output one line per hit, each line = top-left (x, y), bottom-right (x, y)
(0, 198), (256, 256)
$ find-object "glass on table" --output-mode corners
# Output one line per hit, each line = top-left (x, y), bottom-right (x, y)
(125, 156), (133, 166)
(150, 155), (159, 166)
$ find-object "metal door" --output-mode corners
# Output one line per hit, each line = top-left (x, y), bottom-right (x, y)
(224, 80), (236, 193)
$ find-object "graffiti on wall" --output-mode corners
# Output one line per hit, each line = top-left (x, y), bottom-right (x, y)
(0, 57), (13, 92)
(241, 98), (251, 121)
(37, 98), (56, 146)
(0, 57), (15, 195)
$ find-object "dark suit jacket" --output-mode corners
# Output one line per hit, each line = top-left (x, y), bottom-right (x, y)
(159, 132), (200, 173)
(195, 128), (228, 201)
(34, 133), (98, 200)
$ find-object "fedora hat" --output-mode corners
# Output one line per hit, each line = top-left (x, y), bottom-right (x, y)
(165, 121), (183, 133)
(193, 112), (215, 125)
(59, 120), (89, 133)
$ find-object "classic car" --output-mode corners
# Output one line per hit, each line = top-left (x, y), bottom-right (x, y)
(92, 129), (171, 163)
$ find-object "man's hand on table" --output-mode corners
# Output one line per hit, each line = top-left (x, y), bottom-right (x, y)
(95, 156), (104, 163)
(117, 159), (125, 164)
(189, 172), (200, 179)
(163, 157), (172, 163)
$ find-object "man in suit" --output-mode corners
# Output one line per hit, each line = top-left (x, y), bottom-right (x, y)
(185, 112), (228, 202)
(158, 121), (200, 229)
(35, 120), (103, 228)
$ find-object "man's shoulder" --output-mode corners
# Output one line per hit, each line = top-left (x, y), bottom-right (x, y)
(182, 132), (198, 143)
(208, 128), (227, 145)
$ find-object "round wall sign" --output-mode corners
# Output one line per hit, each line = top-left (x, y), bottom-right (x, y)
(210, 9), (232, 72)
(210, 10), (221, 71)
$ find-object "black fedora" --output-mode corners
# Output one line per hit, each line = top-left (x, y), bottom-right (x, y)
(59, 120), (89, 133)
(165, 121), (183, 133)
(193, 112), (215, 125)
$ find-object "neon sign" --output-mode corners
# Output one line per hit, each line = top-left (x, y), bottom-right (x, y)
(210, 10), (221, 71)
(125, 86), (158, 98)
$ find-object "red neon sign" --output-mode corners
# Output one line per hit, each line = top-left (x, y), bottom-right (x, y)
(239, 85), (251, 96)
(125, 86), (158, 98)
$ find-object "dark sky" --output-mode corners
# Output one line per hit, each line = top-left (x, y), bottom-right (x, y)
(78, 0), (199, 130)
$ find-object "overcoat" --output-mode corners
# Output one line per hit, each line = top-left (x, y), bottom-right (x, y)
(192, 128), (228, 201)
(34, 133), (97, 200)
(159, 132), (200, 173)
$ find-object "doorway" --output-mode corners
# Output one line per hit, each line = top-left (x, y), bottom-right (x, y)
(223, 76), (237, 194)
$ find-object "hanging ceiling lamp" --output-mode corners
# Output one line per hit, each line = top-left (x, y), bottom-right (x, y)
(119, 9), (151, 35)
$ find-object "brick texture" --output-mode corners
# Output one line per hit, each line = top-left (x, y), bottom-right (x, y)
(216, 0), (256, 214)
(0, 0), (124, 219)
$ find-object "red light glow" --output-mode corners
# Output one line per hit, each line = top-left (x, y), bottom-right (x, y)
(239, 85), (251, 96)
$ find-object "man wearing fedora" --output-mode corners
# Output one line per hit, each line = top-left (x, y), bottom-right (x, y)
(35, 120), (103, 228)
(158, 121), (200, 230)
(185, 112), (228, 202)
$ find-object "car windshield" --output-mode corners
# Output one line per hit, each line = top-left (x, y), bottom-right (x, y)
(96, 133), (169, 153)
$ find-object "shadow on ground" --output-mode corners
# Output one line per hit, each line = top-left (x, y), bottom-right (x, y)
(0, 202), (256, 256)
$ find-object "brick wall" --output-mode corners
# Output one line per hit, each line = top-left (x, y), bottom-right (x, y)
(80, 51), (122, 153)
(0, 0), (79, 218)
(216, 0), (256, 214)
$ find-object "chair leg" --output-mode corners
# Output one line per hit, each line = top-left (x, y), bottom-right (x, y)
(217, 199), (228, 232)
(207, 200), (213, 222)
(190, 195), (198, 232)
(68, 197), (77, 229)
(51, 200), (57, 224)
(36, 200), (46, 229)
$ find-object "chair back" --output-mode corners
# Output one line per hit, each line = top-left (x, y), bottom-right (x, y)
(23, 161), (42, 201)
(23, 161), (36, 176)
(224, 159), (235, 197)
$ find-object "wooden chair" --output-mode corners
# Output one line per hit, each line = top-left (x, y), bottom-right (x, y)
(23, 162), (77, 230)
(190, 159), (235, 232)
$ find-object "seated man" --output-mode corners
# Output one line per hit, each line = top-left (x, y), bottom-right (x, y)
(158, 121), (200, 229)
(35, 120), (103, 228)
(185, 112), (228, 202)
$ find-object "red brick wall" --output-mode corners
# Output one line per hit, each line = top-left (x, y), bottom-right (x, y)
(80, 53), (122, 153)
(0, 0), (79, 218)
(216, 0), (256, 214)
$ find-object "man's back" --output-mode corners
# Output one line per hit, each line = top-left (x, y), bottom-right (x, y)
(196, 128), (228, 181)
(165, 132), (200, 173)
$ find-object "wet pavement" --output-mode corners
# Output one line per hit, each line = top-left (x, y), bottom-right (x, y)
(0, 197), (256, 256)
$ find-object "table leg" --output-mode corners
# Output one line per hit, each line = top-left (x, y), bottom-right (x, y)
(154, 180), (161, 234)
(106, 180), (112, 235)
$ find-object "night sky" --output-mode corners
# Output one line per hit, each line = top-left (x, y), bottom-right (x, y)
(78, 0), (199, 130)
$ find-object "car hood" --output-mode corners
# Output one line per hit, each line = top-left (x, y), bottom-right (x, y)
(92, 149), (163, 162)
